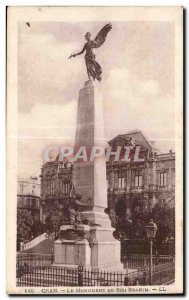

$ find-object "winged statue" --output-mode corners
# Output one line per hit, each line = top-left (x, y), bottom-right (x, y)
(68, 24), (112, 82)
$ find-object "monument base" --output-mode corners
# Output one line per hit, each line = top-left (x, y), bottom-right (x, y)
(89, 226), (123, 271)
(54, 239), (91, 268)
(54, 225), (123, 271)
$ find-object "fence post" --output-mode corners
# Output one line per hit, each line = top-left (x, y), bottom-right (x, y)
(51, 254), (54, 264)
(78, 264), (83, 286)
(155, 250), (159, 266)
(142, 262), (148, 285)
(124, 276), (129, 286)
(126, 261), (129, 275)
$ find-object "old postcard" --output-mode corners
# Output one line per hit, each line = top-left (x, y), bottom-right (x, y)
(6, 6), (183, 295)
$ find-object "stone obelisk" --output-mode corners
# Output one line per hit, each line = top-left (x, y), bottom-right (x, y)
(73, 80), (122, 270)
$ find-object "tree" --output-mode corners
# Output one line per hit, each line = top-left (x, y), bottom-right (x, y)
(44, 202), (69, 236)
(30, 220), (45, 238)
(17, 210), (47, 244)
(149, 202), (175, 248)
(17, 209), (33, 242)
(111, 201), (175, 246)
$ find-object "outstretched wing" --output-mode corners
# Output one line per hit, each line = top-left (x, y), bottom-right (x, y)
(92, 23), (112, 48)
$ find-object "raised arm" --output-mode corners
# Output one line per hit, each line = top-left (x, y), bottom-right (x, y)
(68, 44), (86, 59)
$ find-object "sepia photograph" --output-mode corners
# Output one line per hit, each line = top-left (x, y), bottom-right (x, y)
(6, 6), (183, 295)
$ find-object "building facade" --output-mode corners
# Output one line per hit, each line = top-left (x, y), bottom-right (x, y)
(40, 159), (72, 222)
(17, 177), (41, 221)
(40, 130), (175, 223)
(106, 130), (175, 221)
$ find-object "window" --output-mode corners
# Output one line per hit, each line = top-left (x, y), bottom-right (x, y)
(26, 198), (30, 206)
(64, 182), (69, 195)
(49, 182), (55, 194)
(60, 181), (69, 195)
(63, 182), (66, 194)
(20, 184), (24, 193)
(31, 198), (35, 207)
(159, 172), (167, 186)
(32, 185), (35, 195)
(59, 181), (61, 192)
(125, 170), (129, 187)
(118, 172), (125, 189)
(35, 199), (39, 208)
(106, 174), (109, 189)
(59, 181), (64, 193)
(134, 170), (142, 187)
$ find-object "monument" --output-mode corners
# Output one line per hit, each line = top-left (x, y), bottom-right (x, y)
(54, 24), (123, 270)
(54, 80), (122, 270)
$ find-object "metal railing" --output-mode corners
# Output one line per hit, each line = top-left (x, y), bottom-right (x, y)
(122, 255), (174, 271)
(17, 253), (54, 267)
(16, 254), (175, 287)
(152, 263), (175, 285)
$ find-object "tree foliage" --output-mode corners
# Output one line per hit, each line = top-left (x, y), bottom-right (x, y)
(44, 203), (69, 236)
(112, 201), (175, 246)
(17, 209), (33, 242)
(17, 210), (45, 242)
(17, 202), (70, 244)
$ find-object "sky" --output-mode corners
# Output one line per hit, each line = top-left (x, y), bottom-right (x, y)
(18, 21), (175, 178)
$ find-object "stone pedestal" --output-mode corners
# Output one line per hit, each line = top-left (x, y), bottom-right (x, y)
(54, 224), (91, 268)
(54, 226), (122, 271)
(89, 227), (123, 271)
(54, 239), (91, 268)
(54, 80), (123, 271)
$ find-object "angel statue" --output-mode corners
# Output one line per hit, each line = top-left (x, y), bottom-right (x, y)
(68, 24), (112, 82)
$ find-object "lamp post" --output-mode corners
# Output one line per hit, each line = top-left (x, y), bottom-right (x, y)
(145, 219), (157, 285)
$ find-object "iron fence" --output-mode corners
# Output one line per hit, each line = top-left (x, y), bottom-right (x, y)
(122, 254), (174, 271)
(16, 265), (147, 287)
(16, 254), (175, 287)
(17, 253), (54, 267)
(152, 263), (175, 285)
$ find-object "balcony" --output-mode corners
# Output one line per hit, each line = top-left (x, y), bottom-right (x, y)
(45, 194), (55, 200)
(131, 186), (144, 193)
